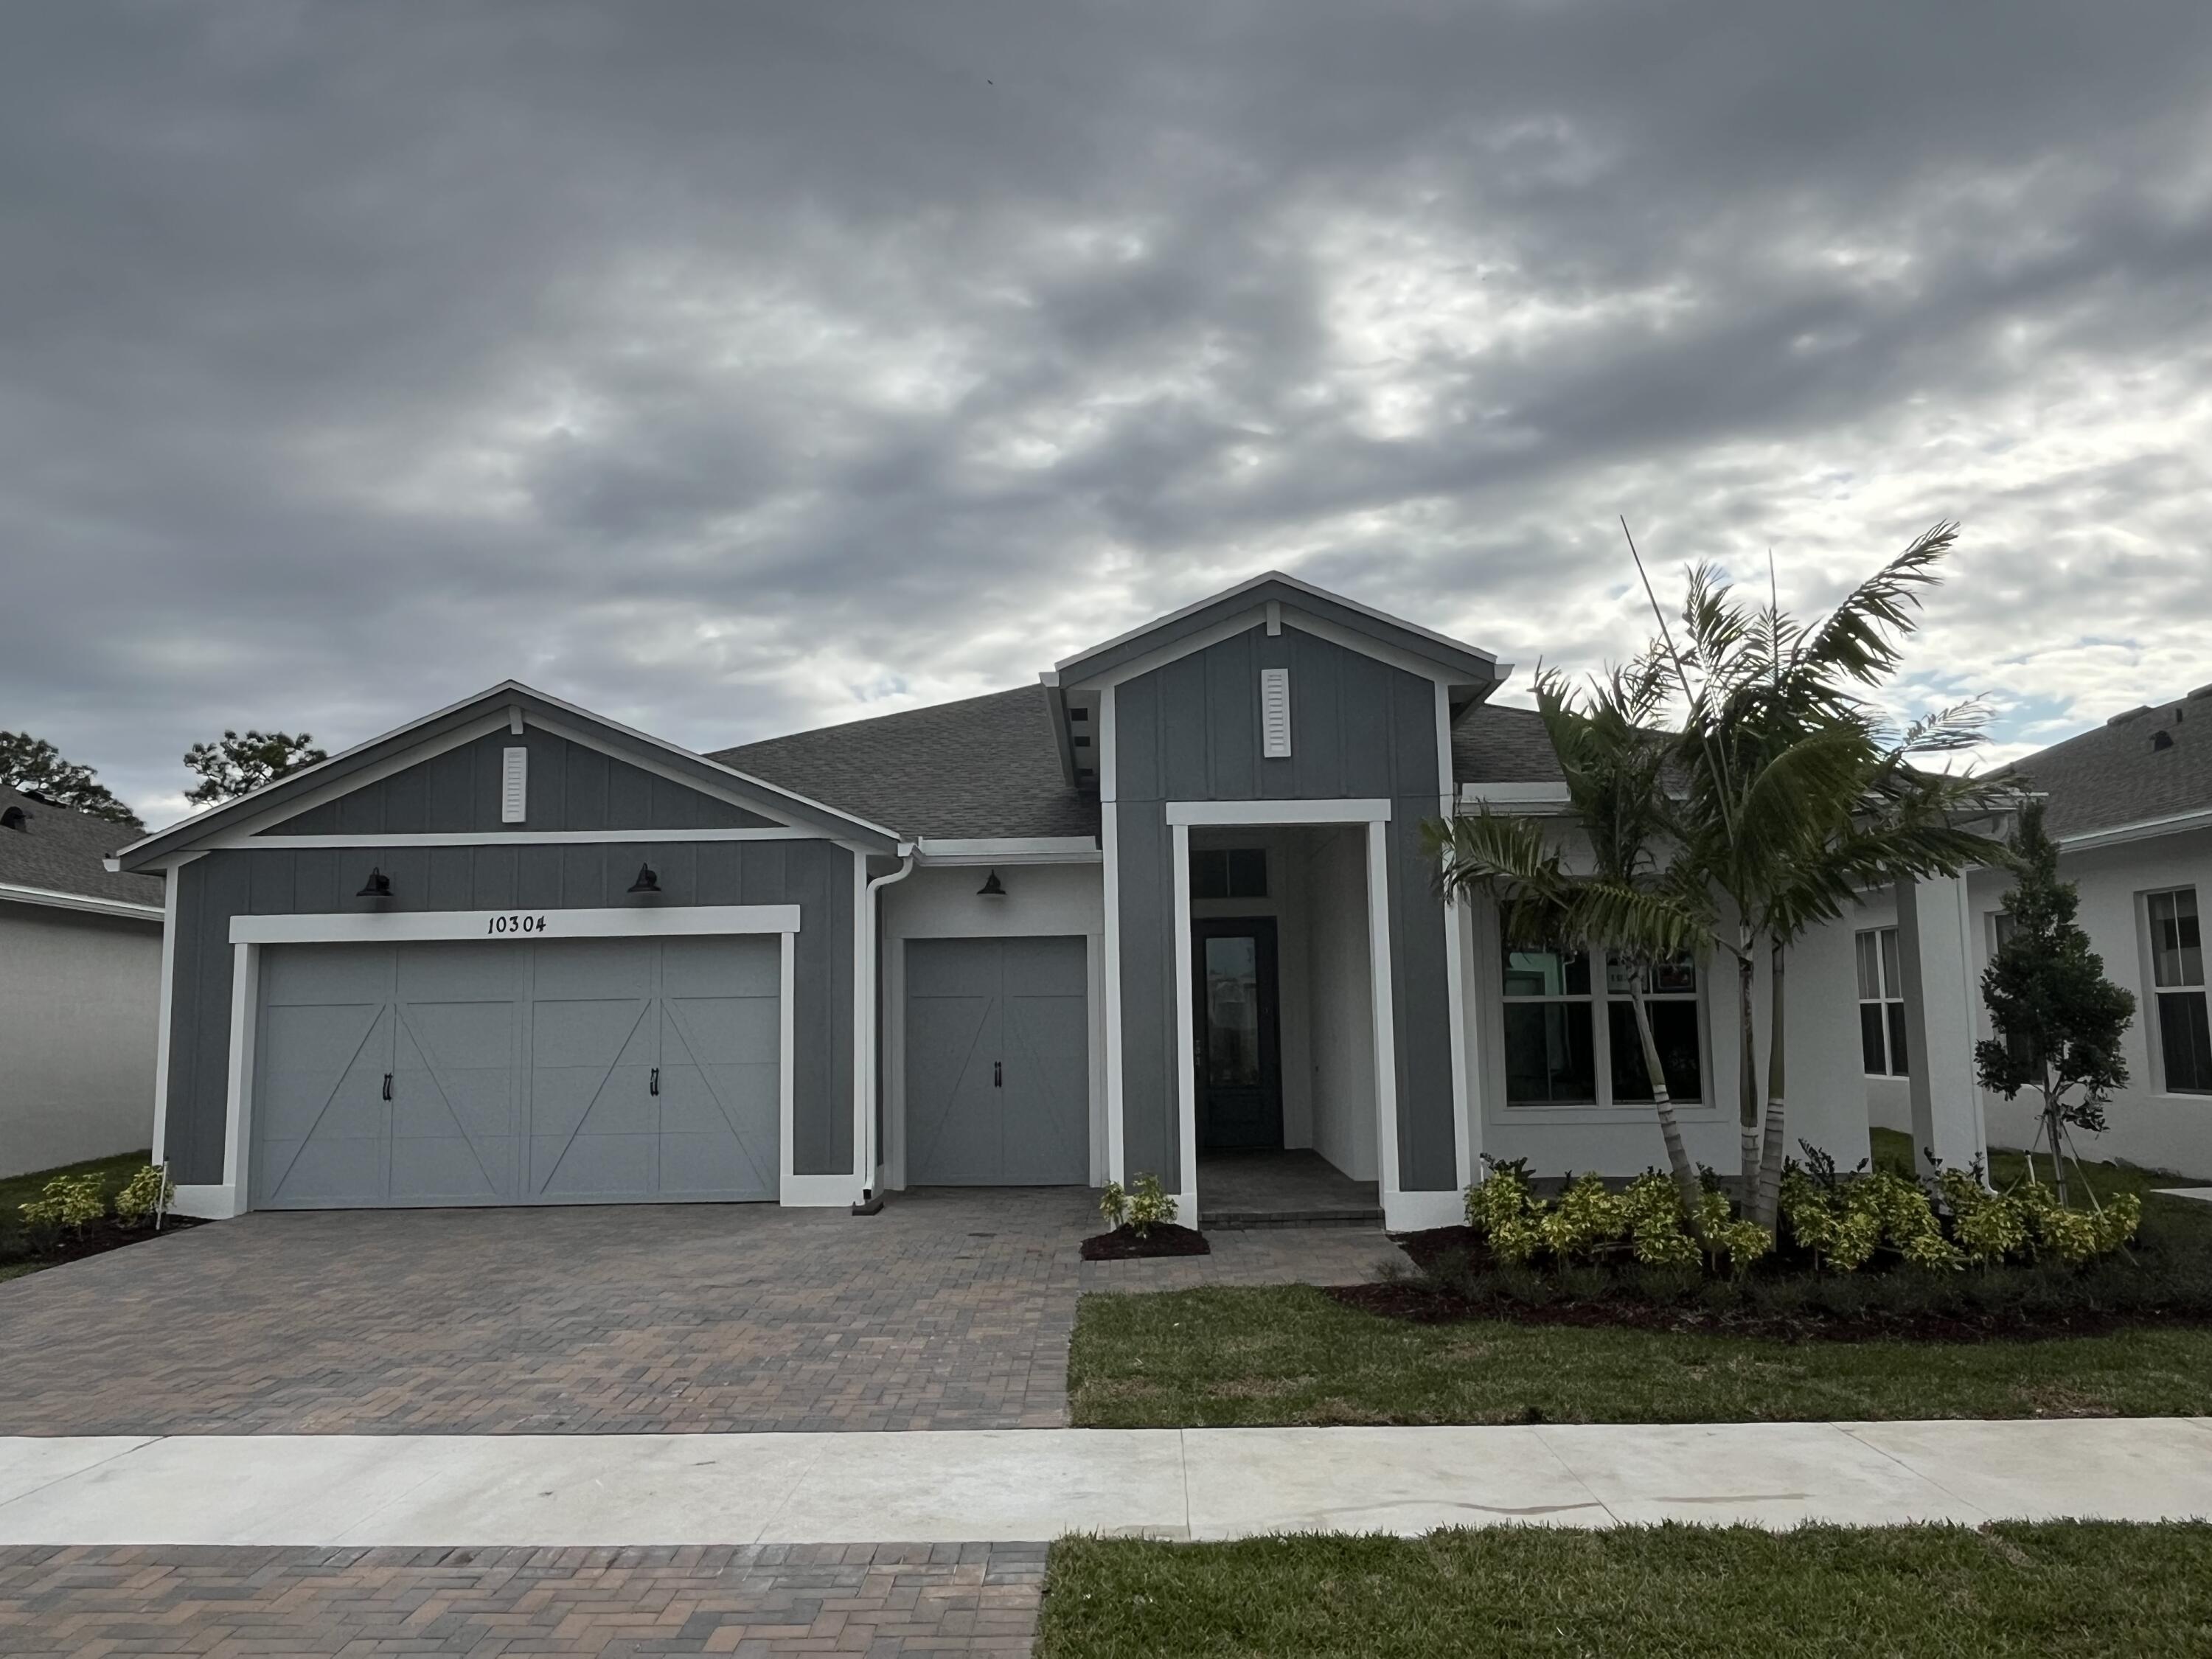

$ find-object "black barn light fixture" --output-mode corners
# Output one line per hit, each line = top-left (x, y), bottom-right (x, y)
(627, 861), (661, 894)
(355, 866), (393, 899)
(976, 869), (1007, 898)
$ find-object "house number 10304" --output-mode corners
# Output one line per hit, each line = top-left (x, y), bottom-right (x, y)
(486, 914), (550, 935)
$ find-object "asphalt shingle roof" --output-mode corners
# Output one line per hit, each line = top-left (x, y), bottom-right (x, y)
(0, 785), (163, 908)
(711, 685), (1100, 842)
(1450, 700), (1562, 785)
(1997, 687), (2212, 839)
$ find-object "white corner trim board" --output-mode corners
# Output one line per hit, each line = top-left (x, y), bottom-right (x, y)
(1164, 798), (1391, 827)
(229, 904), (801, 945)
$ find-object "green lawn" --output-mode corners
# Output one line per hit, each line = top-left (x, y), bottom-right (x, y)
(0, 1150), (154, 1282)
(1037, 1523), (2212, 1658)
(1070, 1141), (2212, 1428)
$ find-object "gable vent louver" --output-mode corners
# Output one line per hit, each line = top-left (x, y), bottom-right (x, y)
(501, 746), (529, 824)
(1260, 668), (1293, 759)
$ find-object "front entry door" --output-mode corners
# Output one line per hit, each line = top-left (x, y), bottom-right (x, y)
(1193, 919), (1282, 1151)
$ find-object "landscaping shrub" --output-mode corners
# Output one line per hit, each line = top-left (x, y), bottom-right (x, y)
(1098, 1172), (1178, 1238)
(111, 1163), (173, 1228)
(1416, 1150), (2172, 1335)
(18, 1173), (108, 1249)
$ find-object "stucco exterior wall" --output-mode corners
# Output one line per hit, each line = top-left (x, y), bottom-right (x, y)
(0, 900), (161, 1178)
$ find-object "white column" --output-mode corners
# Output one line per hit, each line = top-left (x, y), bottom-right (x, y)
(1893, 874), (1987, 1177)
(1171, 819), (1199, 1222)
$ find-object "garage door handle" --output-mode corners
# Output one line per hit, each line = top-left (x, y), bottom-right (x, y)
(650, 1066), (661, 1096)
(993, 1060), (1002, 1088)
(381, 1072), (392, 1101)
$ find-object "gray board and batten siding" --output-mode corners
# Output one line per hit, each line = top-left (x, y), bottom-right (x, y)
(1111, 625), (1456, 1192)
(262, 728), (782, 836)
(160, 739), (857, 1190)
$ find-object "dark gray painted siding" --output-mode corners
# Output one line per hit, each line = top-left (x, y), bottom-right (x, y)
(1113, 625), (1456, 1192)
(264, 728), (779, 835)
(161, 838), (855, 1187)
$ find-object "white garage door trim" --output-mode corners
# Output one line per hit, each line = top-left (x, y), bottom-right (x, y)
(180, 905), (804, 1219)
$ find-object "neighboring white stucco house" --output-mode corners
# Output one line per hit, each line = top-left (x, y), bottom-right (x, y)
(0, 784), (164, 1177)
(1854, 686), (2212, 1180)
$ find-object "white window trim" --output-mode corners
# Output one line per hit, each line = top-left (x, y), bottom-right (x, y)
(1490, 942), (1717, 1123)
(1856, 925), (1909, 1079)
(2142, 884), (2212, 1097)
(171, 902), (813, 1221)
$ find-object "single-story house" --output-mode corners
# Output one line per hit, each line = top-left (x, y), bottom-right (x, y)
(1, 784), (164, 1177)
(114, 573), (1916, 1227)
(1855, 684), (2212, 1179)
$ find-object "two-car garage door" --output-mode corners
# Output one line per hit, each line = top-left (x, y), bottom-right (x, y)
(251, 936), (780, 1208)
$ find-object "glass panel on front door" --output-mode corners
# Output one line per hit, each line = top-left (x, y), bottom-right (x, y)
(1203, 936), (1262, 1086)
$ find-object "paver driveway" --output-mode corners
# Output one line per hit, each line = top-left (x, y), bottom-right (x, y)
(0, 1190), (1402, 1436)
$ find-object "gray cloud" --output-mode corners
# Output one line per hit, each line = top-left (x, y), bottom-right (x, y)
(4, 0), (2210, 820)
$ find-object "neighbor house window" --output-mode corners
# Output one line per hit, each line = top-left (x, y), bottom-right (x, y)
(2147, 887), (2212, 1094)
(1856, 927), (1909, 1077)
(1502, 945), (1706, 1108)
(1192, 848), (1267, 900)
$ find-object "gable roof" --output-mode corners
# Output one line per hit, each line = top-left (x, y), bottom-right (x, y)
(712, 686), (1098, 842)
(0, 784), (163, 911)
(1997, 686), (2212, 841)
(1051, 570), (1507, 690)
(112, 680), (903, 871)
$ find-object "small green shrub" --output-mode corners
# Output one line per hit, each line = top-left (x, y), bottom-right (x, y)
(1101, 1173), (1180, 1237)
(1126, 1172), (1177, 1237)
(112, 1164), (173, 1227)
(18, 1173), (108, 1247)
(1466, 1159), (1773, 1276)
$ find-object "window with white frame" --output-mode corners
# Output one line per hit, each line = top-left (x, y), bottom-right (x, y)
(1855, 926), (1909, 1077)
(1501, 944), (1705, 1107)
(2147, 887), (2212, 1094)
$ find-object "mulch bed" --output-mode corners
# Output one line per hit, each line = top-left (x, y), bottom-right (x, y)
(1333, 1223), (2212, 1343)
(1082, 1222), (1211, 1261)
(2, 1215), (204, 1276)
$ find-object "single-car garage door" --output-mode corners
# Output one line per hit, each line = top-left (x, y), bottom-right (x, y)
(905, 935), (1088, 1186)
(251, 934), (779, 1208)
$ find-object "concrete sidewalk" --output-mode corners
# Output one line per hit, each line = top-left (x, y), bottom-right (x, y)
(6, 1419), (2211, 1545)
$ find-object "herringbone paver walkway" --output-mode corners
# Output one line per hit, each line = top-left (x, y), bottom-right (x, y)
(0, 1189), (1404, 1436)
(0, 1542), (1047, 1656)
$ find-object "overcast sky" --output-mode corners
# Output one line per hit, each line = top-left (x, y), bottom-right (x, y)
(6, 3), (2210, 827)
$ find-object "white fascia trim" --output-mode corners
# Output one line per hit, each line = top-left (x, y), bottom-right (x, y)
(914, 836), (1102, 866)
(229, 828), (816, 849)
(1283, 607), (1485, 688)
(1073, 606), (1270, 692)
(521, 709), (894, 846)
(1458, 781), (1571, 805)
(1054, 569), (1498, 675)
(229, 904), (801, 945)
(1165, 798), (1391, 827)
(2060, 807), (2212, 852)
(1171, 819), (1198, 1213)
(115, 682), (903, 867)
(164, 711), (514, 852)
(0, 880), (165, 920)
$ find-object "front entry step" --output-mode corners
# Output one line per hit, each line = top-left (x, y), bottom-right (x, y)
(1200, 1204), (1385, 1231)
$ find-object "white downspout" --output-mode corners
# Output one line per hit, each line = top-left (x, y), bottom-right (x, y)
(855, 844), (917, 1210)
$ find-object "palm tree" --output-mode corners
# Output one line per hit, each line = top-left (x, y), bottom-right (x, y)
(1425, 657), (1712, 1217)
(1636, 523), (2011, 1225)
